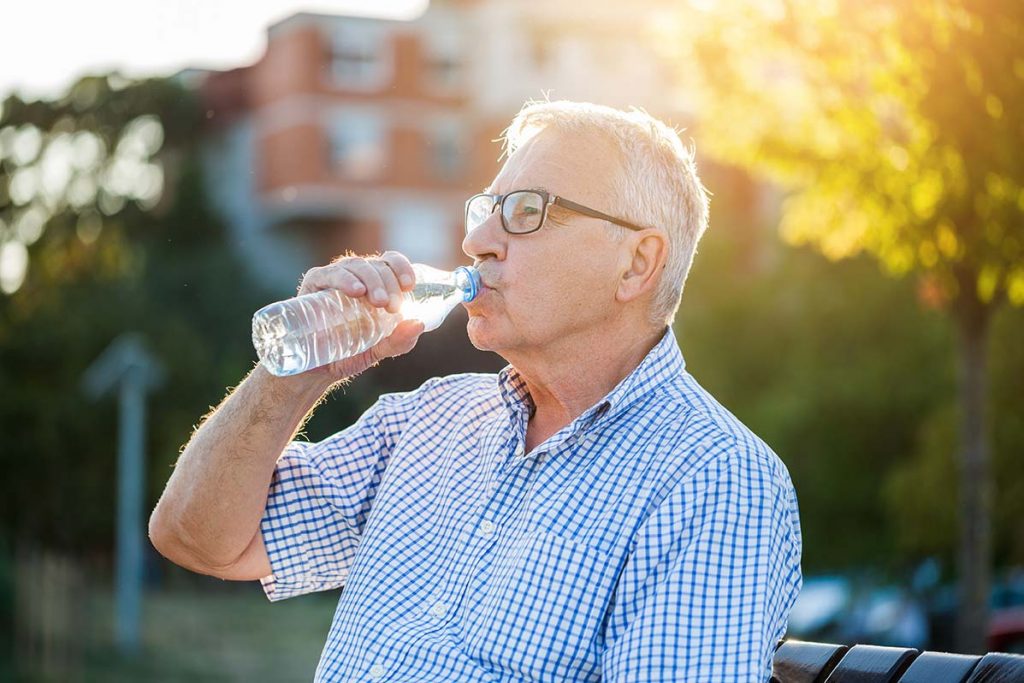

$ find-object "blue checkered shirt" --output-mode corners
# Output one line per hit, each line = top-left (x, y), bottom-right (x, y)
(259, 327), (802, 682)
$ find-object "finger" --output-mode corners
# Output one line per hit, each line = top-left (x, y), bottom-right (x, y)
(342, 259), (389, 307)
(380, 251), (416, 291)
(298, 265), (367, 298)
(374, 319), (426, 359)
(369, 260), (404, 313)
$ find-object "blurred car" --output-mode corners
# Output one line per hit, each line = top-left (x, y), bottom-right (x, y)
(788, 568), (1024, 652)
(786, 575), (852, 640)
(927, 572), (1024, 652)
(786, 574), (928, 648)
(990, 607), (1024, 654)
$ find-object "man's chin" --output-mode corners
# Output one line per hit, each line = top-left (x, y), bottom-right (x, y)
(465, 317), (498, 353)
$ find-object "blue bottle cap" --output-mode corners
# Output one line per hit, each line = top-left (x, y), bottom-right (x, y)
(455, 266), (480, 302)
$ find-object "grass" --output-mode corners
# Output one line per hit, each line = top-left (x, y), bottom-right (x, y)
(17, 579), (339, 682)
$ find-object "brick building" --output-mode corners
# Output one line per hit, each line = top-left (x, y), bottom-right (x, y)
(177, 0), (685, 294)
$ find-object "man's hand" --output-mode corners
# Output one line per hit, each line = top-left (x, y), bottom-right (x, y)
(295, 251), (425, 387)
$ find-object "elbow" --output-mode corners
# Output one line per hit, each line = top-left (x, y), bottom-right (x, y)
(148, 503), (185, 563)
(147, 504), (204, 569)
(147, 504), (240, 576)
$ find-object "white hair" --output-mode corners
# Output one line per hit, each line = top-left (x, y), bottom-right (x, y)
(501, 100), (711, 327)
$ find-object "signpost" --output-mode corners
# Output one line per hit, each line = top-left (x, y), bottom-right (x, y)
(82, 333), (165, 656)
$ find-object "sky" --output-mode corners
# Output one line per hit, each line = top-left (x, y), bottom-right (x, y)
(0, 0), (428, 101)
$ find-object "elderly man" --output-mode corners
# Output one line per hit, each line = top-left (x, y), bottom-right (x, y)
(150, 101), (802, 682)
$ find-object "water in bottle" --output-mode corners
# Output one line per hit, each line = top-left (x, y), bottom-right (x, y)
(252, 263), (480, 377)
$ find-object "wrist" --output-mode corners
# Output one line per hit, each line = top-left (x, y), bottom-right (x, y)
(251, 363), (333, 406)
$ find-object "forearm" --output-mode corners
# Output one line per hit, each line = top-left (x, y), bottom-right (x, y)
(149, 363), (331, 569)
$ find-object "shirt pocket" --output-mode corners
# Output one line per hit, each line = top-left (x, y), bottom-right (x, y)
(458, 530), (619, 682)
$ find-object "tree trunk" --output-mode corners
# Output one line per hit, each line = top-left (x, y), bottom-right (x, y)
(953, 290), (994, 654)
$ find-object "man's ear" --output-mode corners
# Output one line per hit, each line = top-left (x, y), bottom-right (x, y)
(616, 229), (668, 304)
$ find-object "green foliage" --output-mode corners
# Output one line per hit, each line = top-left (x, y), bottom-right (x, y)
(662, 3), (1023, 624)
(678, 172), (1024, 572)
(0, 76), (275, 552)
(678, 173), (949, 570)
(666, 0), (1024, 306)
(884, 305), (1024, 566)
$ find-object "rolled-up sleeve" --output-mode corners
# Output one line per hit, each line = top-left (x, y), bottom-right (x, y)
(258, 384), (426, 602)
(601, 440), (803, 682)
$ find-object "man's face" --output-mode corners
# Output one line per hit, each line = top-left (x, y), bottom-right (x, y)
(462, 127), (628, 357)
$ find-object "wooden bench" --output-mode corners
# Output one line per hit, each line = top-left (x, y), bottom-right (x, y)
(772, 640), (1024, 682)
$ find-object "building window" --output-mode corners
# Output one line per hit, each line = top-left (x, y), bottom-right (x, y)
(424, 31), (463, 93)
(329, 23), (391, 91)
(328, 111), (386, 180)
(385, 203), (451, 265)
(428, 55), (462, 90)
(429, 121), (464, 180)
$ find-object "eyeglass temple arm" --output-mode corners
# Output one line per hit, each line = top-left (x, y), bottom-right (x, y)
(549, 196), (647, 232)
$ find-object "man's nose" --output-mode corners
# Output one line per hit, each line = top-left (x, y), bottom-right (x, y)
(462, 212), (505, 263)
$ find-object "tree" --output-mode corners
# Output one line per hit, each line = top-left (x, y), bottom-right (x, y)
(664, 0), (1023, 652)
(677, 169), (954, 572)
(0, 74), (274, 554)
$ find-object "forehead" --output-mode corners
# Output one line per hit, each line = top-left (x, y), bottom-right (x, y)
(490, 127), (621, 206)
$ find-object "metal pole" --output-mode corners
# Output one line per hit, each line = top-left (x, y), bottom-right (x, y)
(114, 363), (145, 655)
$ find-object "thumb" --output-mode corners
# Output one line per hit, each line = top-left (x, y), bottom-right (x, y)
(372, 319), (426, 360)
(315, 320), (427, 383)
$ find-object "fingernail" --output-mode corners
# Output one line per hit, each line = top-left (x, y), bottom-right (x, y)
(352, 281), (366, 292)
(373, 288), (387, 303)
(400, 274), (414, 288)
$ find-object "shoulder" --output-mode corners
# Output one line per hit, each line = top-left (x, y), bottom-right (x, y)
(646, 372), (800, 518)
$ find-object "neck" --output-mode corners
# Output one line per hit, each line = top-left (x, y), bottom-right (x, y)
(508, 322), (665, 451)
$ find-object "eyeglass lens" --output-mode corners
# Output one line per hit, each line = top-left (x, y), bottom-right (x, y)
(466, 191), (545, 234)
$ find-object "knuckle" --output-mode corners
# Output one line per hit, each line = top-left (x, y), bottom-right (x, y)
(338, 257), (368, 273)
(298, 266), (323, 291)
(343, 261), (371, 277)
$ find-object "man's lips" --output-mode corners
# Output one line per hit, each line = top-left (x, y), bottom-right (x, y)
(465, 279), (493, 311)
(467, 285), (492, 307)
(474, 273), (498, 291)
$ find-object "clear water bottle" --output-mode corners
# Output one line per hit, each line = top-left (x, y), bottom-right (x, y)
(252, 264), (480, 377)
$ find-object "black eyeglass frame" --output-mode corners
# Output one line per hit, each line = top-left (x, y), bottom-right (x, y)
(465, 189), (648, 235)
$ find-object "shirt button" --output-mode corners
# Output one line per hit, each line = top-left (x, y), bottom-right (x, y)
(479, 520), (496, 537)
(515, 444), (525, 458)
(368, 664), (387, 680)
(429, 601), (448, 618)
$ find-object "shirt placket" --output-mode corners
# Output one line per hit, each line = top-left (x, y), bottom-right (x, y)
(358, 417), (530, 683)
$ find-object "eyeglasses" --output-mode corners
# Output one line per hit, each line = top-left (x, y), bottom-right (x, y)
(465, 189), (648, 235)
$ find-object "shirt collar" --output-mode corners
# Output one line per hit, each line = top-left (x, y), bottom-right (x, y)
(495, 326), (686, 437)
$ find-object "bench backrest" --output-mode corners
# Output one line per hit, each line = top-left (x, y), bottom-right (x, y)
(772, 640), (1024, 683)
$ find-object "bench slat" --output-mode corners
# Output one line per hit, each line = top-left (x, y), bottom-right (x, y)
(964, 652), (1024, 682)
(773, 640), (849, 683)
(823, 644), (918, 682)
(898, 652), (981, 682)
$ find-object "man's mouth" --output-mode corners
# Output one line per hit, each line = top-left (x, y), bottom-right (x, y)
(474, 268), (498, 291)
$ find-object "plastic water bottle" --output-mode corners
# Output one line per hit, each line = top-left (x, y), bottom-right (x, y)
(252, 263), (480, 377)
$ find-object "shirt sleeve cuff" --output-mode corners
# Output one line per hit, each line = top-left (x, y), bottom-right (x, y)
(256, 447), (357, 602)
(258, 508), (351, 602)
